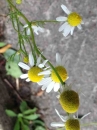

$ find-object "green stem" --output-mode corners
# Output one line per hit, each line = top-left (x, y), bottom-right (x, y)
(32, 20), (58, 23)
(81, 122), (97, 127)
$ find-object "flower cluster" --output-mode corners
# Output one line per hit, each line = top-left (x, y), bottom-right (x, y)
(6, 1), (96, 129)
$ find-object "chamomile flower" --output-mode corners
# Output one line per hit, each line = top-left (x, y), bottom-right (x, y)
(56, 4), (83, 37)
(18, 53), (48, 82)
(38, 53), (68, 93)
(51, 109), (91, 130)
(59, 89), (79, 113)
(24, 24), (44, 35)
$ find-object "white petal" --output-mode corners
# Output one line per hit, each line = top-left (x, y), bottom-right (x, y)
(36, 55), (41, 66)
(42, 60), (48, 66)
(26, 78), (30, 82)
(29, 52), (34, 66)
(51, 122), (64, 127)
(56, 16), (67, 21)
(41, 84), (48, 90)
(38, 77), (52, 85)
(55, 109), (66, 122)
(44, 66), (50, 70)
(61, 4), (71, 15)
(56, 53), (62, 66)
(38, 70), (51, 75)
(38, 64), (44, 68)
(62, 24), (71, 37)
(59, 22), (68, 32)
(70, 27), (75, 35)
(18, 62), (30, 70)
(20, 74), (28, 79)
(81, 112), (91, 120)
(32, 26), (39, 35)
(23, 24), (28, 28)
(38, 60), (48, 68)
(46, 81), (55, 93)
(54, 83), (60, 92)
(27, 28), (31, 35)
(34, 30), (39, 35)
(77, 24), (82, 30)
(38, 27), (44, 32)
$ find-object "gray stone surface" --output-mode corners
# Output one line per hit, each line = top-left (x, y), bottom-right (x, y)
(1, 0), (97, 130)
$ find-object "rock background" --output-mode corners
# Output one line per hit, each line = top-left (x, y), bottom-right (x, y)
(0, 0), (97, 130)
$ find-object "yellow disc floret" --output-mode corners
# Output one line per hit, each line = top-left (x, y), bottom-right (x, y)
(28, 66), (44, 82)
(67, 12), (82, 26)
(65, 119), (80, 130)
(51, 66), (68, 83)
(59, 90), (79, 113)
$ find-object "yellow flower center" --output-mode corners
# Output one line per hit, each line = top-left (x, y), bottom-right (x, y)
(65, 119), (80, 130)
(51, 66), (68, 83)
(23, 56), (29, 63)
(67, 12), (82, 26)
(28, 66), (44, 82)
(16, 0), (22, 4)
(59, 90), (79, 113)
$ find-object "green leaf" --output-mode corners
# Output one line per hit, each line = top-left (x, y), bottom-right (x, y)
(22, 123), (30, 130)
(23, 108), (37, 115)
(5, 61), (22, 78)
(14, 119), (20, 130)
(23, 114), (40, 120)
(5, 110), (17, 117)
(35, 126), (46, 130)
(23, 119), (29, 125)
(0, 42), (6, 47)
(20, 101), (28, 113)
(33, 120), (45, 126)
(4, 48), (20, 63)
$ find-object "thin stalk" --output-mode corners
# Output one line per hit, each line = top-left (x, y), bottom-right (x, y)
(7, 0), (64, 85)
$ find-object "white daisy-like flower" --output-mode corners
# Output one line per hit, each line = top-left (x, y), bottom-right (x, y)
(18, 53), (48, 82)
(24, 24), (44, 35)
(56, 4), (83, 37)
(38, 53), (69, 93)
(51, 109), (91, 130)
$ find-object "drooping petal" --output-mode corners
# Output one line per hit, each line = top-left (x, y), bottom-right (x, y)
(38, 27), (44, 33)
(81, 112), (91, 120)
(27, 28), (31, 35)
(46, 81), (55, 93)
(51, 122), (64, 127)
(77, 24), (82, 30)
(53, 83), (60, 92)
(55, 109), (67, 122)
(38, 70), (51, 75)
(41, 84), (48, 90)
(56, 53), (62, 66)
(62, 24), (71, 37)
(20, 74), (28, 79)
(29, 52), (34, 67)
(70, 26), (75, 35)
(18, 62), (30, 70)
(38, 77), (52, 85)
(32, 26), (39, 35)
(59, 22), (68, 32)
(61, 4), (71, 15)
(56, 16), (67, 21)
